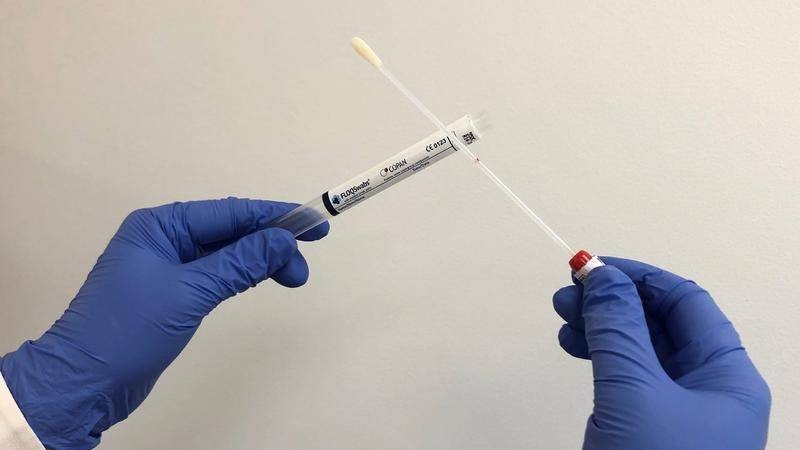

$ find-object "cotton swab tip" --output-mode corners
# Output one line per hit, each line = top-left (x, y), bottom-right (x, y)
(351, 37), (383, 68)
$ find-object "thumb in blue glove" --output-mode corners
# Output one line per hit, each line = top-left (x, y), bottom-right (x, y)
(553, 257), (770, 450)
(0, 197), (329, 449)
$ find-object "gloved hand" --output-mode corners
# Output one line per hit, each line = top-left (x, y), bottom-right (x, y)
(0, 198), (329, 449)
(553, 257), (771, 450)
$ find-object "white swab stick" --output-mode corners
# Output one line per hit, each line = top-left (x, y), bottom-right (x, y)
(350, 37), (575, 257)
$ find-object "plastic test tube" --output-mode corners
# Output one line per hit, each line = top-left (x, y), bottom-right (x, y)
(267, 114), (488, 236)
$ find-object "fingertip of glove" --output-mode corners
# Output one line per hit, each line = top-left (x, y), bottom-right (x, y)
(263, 228), (298, 259)
(272, 252), (310, 288)
(552, 285), (580, 309)
(557, 323), (572, 344)
(558, 324), (589, 359)
(553, 285), (579, 301)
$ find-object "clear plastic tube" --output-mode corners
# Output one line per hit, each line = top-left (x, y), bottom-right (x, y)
(267, 113), (489, 236)
(379, 66), (574, 256)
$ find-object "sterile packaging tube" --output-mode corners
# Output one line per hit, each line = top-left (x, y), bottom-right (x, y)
(268, 113), (488, 236)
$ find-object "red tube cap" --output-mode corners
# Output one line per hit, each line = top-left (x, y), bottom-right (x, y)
(569, 250), (593, 272)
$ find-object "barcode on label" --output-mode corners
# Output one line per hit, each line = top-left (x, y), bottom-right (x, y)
(462, 132), (476, 145)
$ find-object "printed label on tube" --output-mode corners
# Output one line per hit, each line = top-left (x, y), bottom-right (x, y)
(321, 117), (480, 215)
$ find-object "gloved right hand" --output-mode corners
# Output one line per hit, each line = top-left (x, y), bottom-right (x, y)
(552, 257), (771, 450)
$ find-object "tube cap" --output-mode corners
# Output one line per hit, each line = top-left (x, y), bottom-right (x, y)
(569, 250), (605, 281)
(569, 250), (593, 272)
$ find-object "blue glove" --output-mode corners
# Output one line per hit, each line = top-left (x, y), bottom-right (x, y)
(0, 198), (329, 449)
(553, 257), (771, 450)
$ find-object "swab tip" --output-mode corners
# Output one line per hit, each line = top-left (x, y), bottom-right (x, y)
(351, 37), (383, 68)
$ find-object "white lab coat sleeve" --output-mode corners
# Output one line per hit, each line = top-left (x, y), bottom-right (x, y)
(0, 371), (45, 450)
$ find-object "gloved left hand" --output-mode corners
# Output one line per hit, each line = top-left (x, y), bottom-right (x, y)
(0, 197), (329, 449)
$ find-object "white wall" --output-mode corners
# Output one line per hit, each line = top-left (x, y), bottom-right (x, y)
(1, 1), (798, 448)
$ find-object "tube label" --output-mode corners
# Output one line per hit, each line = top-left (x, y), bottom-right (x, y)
(321, 116), (481, 215)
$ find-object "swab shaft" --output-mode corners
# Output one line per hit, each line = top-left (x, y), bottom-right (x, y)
(379, 66), (574, 256)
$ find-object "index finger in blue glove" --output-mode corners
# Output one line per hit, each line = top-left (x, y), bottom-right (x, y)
(581, 265), (666, 383)
(152, 198), (329, 261)
(553, 282), (677, 364)
(271, 250), (310, 288)
(600, 256), (742, 379)
(182, 228), (300, 311)
(553, 286), (590, 359)
(558, 324), (589, 359)
(553, 285), (585, 328)
(182, 198), (330, 243)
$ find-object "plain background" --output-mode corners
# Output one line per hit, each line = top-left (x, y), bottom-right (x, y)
(2, 1), (798, 449)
